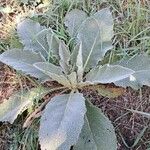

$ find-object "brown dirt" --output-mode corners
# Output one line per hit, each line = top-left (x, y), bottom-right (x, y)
(0, 1), (150, 148)
(0, 63), (34, 103)
(83, 86), (150, 150)
(0, 62), (150, 149)
(0, 123), (13, 150)
(0, 63), (18, 102)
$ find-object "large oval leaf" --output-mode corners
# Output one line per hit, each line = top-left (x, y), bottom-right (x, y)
(114, 54), (150, 89)
(0, 49), (49, 81)
(0, 88), (48, 124)
(85, 64), (134, 84)
(17, 19), (60, 59)
(74, 100), (117, 150)
(64, 9), (87, 37)
(17, 19), (46, 51)
(39, 93), (86, 150)
(77, 8), (114, 70)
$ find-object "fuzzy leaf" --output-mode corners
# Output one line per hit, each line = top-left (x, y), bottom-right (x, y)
(70, 44), (79, 66)
(114, 54), (150, 89)
(59, 41), (70, 74)
(0, 49), (49, 80)
(76, 43), (83, 81)
(0, 88), (48, 123)
(77, 8), (114, 70)
(34, 62), (71, 87)
(67, 72), (77, 89)
(17, 19), (60, 59)
(74, 100), (117, 150)
(34, 62), (63, 75)
(17, 19), (45, 51)
(64, 9), (87, 37)
(39, 93), (86, 150)
(33, 28), (60, 59)
(46, 29), (60, 58)
(86, 64), (134, 84)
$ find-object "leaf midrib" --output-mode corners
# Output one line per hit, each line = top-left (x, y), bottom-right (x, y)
(85, 115), (98, 150)
(83, 17), (101, 70)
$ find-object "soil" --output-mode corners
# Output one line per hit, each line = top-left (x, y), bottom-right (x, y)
(0, 0), (150, 149)
(0, 63), (18, 102)
(84, 86), (150, 150)
(0, 63), (150, 150)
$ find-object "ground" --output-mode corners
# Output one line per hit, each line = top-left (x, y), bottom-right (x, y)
(0, 0), (150, 150)
(0, 63), (150, 149)
(85, 86), (150, 150)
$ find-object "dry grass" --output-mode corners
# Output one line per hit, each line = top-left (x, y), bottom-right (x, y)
(0, 0), (50, 43)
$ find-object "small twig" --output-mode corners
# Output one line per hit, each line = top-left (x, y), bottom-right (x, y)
(23, 88), (67, 128)
(23, 93), (55, 128)
(23, 112), (42, 128)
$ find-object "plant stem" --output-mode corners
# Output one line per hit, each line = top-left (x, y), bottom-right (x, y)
(23, 87), (67, 128)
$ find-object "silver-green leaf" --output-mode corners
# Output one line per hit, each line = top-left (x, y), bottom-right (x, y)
(39, 93), (86, 150)
(17, 19), (45, 51)
(70, 44), (79, 67)
(0, 49), (49, 80)
(46, 29), (60, 58)
(114, 54), (150, 89)
(67, 72), (77, 89)
(17, 19), (60, 59)
(59, 41), (71, 74)
(0, 88), (48, 124)
(34, 62), (63, 75)
(34, 62), (71, 87)
(64, 9), (87, 37)
(74, 100), (117, 150)
(76, 43), (84, 82)
(77, 8), (114, 70)
(85, 64), (134, 84)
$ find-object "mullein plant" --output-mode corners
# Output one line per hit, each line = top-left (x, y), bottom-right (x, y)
(0, 8), (150, 150)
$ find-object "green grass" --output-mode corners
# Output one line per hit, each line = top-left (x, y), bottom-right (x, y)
(10, 119), (39, 150)
(35, 0), (150, 63)
(108, 0), (150, 56)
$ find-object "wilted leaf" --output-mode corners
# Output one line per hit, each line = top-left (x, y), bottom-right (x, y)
(88, 84), (125, 98)
(0, 88), (48, 124)
(74, 100), (117, 150)
(85, 64), (134, 84)
(39, 93), (86, 150)
(115, 54), (150, 89)
(77, 8), (114, 70)
(0, 49), (49, 81)
(64, 9), (87, 37)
